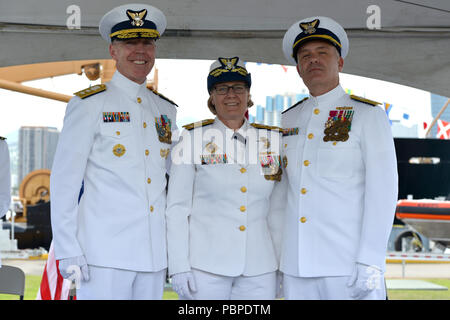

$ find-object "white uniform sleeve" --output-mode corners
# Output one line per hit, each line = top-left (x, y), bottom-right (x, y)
(268, 171), (287, 264)
(166, 129), (195, 276)
(50, 97), (99, 260)
(267, 134), (287, 264)
(166, 106), (178, 174)
(0, 141), (11, 218)
(357, 106), (398, 271)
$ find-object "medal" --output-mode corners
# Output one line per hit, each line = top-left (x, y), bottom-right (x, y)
(260, 153), (282, 181)
(205, 142), (218, 154)
(200, 154), (227, 165)
(323, 107), (354, 142)
(155, 115), (172, 144)
(103, 112), (130, 123)
(282, 127), (299, 137)
(160, 148), (170, 159)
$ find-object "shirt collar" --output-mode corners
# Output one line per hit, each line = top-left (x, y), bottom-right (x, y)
(309, 84), (346, 105)
(109, 70), (148, 100)
(214, 117), (249, 138)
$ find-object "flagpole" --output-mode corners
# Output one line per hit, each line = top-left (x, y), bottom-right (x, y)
(425, 98), (450, 138)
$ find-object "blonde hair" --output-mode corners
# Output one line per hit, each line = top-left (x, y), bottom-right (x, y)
(207, 95), (254, 115)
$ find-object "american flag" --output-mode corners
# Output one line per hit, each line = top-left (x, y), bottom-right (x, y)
(36, 242), (73, 300)
(437, 119), (450, 139)
(36, 182), (84, 300)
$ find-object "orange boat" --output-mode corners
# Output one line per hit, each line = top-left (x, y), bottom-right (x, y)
(396, 199), (450, 248)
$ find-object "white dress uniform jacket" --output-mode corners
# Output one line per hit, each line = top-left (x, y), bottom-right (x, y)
(51, 70), (177, 272)
(166, 118), (285, 277)
(0, 139), (11, 218)
(0, 138), (11, 267)
(280, 85), (398, 277)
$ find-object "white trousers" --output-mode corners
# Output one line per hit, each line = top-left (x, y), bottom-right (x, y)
(179, 269), (276, 300)
(283, 274), (387, 300)
(76, 265), (166, 300)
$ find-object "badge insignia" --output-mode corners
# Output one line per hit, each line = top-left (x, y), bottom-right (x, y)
(282, 155), (288, 169)
(160, 148), (170, 159)
(155, 115), (172, 144)
(103, 112), (130, 123)
(323, 107), (354, 142)
(127, 9), (147, 27)
(282, 127), (299, 137)
(200, 154), (228, 165)
(260, 153), (282, 181)
(205, 142), (218, 154)
(300, 19), (319, 35)
(113, 144), (126, 157)
(259, 137), (270, 149)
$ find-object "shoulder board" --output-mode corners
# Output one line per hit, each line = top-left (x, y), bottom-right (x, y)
(149, 88), (178, 107)
(0, 136), (6, 140)
(183, 119), (215, 131)
(74, 84), (107, 99)
(350, 94), (380, 106)
(250, 123), (282, 132)
(281, 97), (309, 114)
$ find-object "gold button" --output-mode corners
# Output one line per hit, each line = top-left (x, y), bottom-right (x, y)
(147, 178), (151, 184)
(143, 122), (147, 128)
(137, 97), (142, 103)
(240, 206), (246, 212)
(150, 206), (154, 212)
(284, 143), (288, 148)
(301, 188), (307, 195)
(314, 108), (320, 115)
(240, 168), (246, 174)
(333, 142), (337, 146)
(304, 160), (310, 167)
(116, 131), (121, 136)
(300, 217), (307, 223)
(145, 149), (149, 156)
(240, 187), (247, 193)
(308, 133), (314, 139)
(239, 225), (246, 231)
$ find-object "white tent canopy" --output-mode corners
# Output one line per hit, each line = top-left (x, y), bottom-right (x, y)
(1, 0), (449, 96)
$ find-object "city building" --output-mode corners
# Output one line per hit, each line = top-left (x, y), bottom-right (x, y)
(17, 126), (59, 190)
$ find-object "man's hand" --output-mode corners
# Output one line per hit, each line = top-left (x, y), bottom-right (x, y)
(58, 255), (90, 283)
(171, 271), (197, 299)
(347, 263), (382, 299)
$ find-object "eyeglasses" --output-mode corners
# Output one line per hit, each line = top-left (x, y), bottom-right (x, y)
(214, 84), (248, 95)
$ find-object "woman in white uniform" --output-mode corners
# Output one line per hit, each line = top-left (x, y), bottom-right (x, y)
(166, 57), (285, 300)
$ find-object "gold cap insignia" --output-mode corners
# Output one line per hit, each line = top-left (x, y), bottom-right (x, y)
(127, 9), (147, 27)
(300, 19), (319, 35)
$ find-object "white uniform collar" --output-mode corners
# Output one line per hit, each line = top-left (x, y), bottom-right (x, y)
(110, 70), (148, 100)
(214, 117), (249, 139)
(309, 84), (346, 105)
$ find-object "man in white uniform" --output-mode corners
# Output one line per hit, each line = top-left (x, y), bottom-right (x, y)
(0, 137), (11, 268)
(50, 4), (177, 299)
(279, 16), (398, 299)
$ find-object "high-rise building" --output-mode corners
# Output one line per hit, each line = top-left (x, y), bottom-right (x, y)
(18, 126), (59, 187)
(251, 92), (308, 127)
(5, 130), (19, 194)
